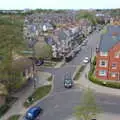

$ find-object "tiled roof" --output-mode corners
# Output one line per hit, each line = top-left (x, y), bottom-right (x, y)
(99, 25), (120, 52)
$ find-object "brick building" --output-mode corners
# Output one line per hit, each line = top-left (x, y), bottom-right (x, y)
(96, 25), (120, 80)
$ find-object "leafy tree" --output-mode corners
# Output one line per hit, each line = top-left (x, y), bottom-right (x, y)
(35, 43), (52, 59)
(0, 15), (26, 89)
(76, 11), (97, 25)
(74, 88), (101, 120)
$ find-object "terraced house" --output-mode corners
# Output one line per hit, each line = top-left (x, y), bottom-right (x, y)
(96, 25), (120, 80)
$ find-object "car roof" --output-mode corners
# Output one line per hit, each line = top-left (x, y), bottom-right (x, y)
(27, 107), (40, 114)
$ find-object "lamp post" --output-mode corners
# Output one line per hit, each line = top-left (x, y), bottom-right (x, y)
(32, 46), (37, 89)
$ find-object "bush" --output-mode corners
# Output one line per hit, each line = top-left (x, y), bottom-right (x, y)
(7, 114), (20, 120)
(0, 104), (10, 117)
(88, 63), (120, 89)
(24, 85), (51, 108)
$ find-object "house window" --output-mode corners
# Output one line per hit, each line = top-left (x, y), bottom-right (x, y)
(111, 72), (117, 77)
(99, 60), (108, 67)
(99, 70), (107, 76)
(100, 52), (108, 56)
(115, 51), (120, 58)
(112, 63), (117, 69)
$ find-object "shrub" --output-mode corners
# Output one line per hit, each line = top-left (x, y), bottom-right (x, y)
(0, 104), (10, 117)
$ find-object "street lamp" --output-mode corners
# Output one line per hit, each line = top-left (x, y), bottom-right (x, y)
(28, 39), (37, 89)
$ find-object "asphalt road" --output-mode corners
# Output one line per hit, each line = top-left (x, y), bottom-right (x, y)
(37, 31), (120, 120)
(37, 90), (120, 120)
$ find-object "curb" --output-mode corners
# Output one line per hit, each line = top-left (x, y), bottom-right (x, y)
(19, 74), (54, 120)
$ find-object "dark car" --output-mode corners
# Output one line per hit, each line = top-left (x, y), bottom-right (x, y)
(35, 59), (44, 66)
(24, 106), (43, 120)
(64, 73), (73, 88)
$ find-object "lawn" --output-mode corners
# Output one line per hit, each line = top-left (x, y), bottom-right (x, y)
(73, 65), (86, 80)
(24, 85), (51, 108)
(7, 115), (20, 120)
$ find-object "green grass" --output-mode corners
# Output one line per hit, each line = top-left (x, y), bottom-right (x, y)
(24, 85), (51, 108)
(74, 65), (86, 81)
(7, 115), (20, 120)
(47, 75), (53, 81)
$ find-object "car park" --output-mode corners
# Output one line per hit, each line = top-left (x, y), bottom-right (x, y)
(24, 106), (43, 120)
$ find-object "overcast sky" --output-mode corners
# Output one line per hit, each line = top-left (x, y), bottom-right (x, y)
(0, 0), (120, 10)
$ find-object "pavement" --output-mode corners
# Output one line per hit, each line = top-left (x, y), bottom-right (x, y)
(1, 71), (52, 120)
(76, 63), (120, 96)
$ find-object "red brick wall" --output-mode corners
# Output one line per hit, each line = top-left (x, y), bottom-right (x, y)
(96, 42), (120, 80)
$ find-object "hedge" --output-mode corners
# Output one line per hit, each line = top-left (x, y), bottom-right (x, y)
(88, 57), (120, 89)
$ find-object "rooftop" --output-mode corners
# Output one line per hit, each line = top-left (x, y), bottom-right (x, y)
(99, 25), (120, 52)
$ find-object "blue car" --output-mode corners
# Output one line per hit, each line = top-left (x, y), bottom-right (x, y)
(24, 106), (43, 120)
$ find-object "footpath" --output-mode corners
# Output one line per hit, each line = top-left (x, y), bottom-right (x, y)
(1, 71), (51, 120)
(76, 63), (120, 96)
(1, 60), (64, 120)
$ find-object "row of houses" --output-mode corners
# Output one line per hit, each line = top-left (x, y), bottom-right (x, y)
(23, 12), (95, 58)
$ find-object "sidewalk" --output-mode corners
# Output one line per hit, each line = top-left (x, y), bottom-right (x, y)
(76, 63), (120, 96)
(1, 71), (52, 120)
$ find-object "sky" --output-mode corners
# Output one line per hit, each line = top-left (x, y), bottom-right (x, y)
(0, 0), (120, 10)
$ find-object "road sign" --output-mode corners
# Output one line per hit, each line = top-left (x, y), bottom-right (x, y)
(21, 50), (33, 54)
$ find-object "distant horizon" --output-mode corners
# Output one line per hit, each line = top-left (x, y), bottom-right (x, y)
(0, 8), (120, 11)
(0, 0), (120, 10)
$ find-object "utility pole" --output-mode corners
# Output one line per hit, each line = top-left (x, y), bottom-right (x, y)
(32, 46), (36, 89)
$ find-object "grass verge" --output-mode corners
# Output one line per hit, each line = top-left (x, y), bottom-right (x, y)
(7, 114), (20, 120)
(24, 85), (51, 108)
(73, 65), (86, 81)
(47, 75), (53, 81)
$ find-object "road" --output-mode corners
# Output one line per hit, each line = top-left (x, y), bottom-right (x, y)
(37, 31), (120, 120)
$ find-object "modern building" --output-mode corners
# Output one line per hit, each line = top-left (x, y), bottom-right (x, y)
(96, 25), (120, 80)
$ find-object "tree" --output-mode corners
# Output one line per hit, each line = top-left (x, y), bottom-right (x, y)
(0, 15), (26, 89)
(74, 88), (101, 120)
(76, 11), (97, 25)
(35, 42), (52, 59)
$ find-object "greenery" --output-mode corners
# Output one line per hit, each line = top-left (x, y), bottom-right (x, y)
(74, 88), (101, 120)
(35, 42), (52, 59)
(7, 115), (20, 120)
(88, 56), (120, 89)
(47, 75), (53, 81)
(0, 15), (26, 90)
(0, 104), (10, 118)
(74, 65), (86, 80)
(76, 11), (97, 25)
(24, 85), (51, 108)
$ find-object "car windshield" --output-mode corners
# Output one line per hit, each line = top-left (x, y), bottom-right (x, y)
(65, 79), (72, 84)
(26, 113), (33, 119)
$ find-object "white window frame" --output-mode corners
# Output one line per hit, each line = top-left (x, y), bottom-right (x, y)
(115, 52), (120, 58)
(111, 63), (117, 69)
(111, 72), (117, 77)
(99, 70), (107, 76)
(100, 52), (108, 56)
(99, 60), (108, 67)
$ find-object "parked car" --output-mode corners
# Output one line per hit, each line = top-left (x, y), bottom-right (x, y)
(24, 106), (43, 120)
(73, 45), (81, 54)
(65, 51), (75, 62)
(64, 72), (73, 88)
(81, 40), (87, 46)
(83, 57), (89, 64)
(35, 59), (44, 66)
